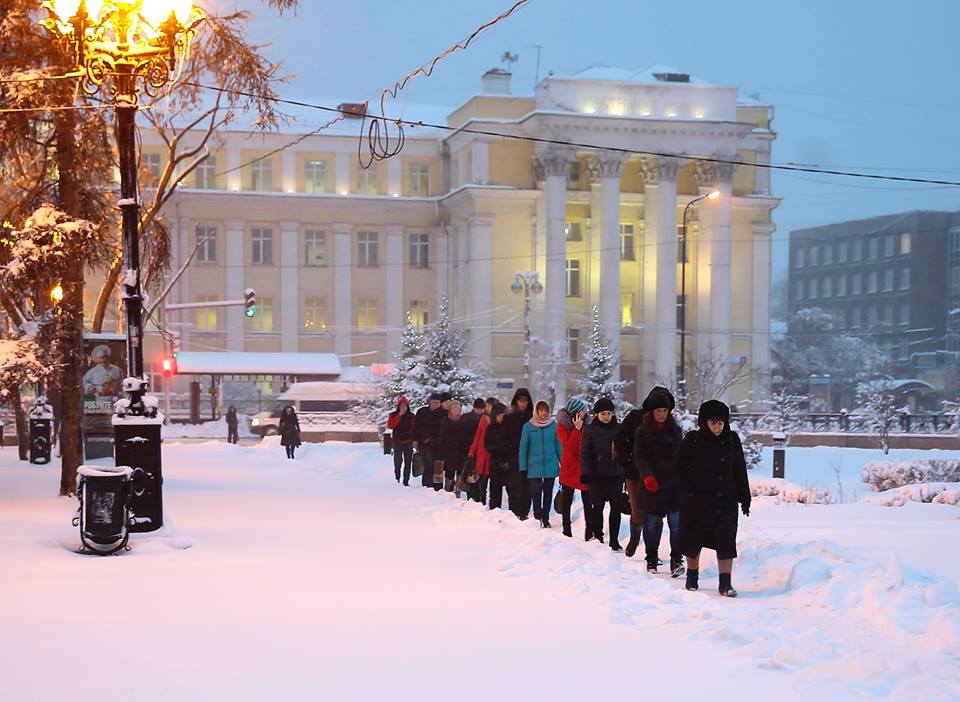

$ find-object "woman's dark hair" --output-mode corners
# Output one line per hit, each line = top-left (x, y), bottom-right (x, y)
(641, 409), (678, 431)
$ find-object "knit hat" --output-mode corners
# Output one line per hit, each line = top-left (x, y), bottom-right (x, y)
(397, 396), (409, 407)
(642, 386), (676, 412)
(473, 397), (486, 409)
(593, 397), (616, 414)
(565, 397), (587, 416)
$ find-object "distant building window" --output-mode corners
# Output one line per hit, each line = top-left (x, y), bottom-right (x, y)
(809, 245), (819, 266)
(409, 162), (430, 196)
(196, 156), (217, 189)
(196, 224), (217, 263)
(565, 259), (582, 297)
(883, 269), (894, 292)
(144, 152), (161, 180)
(807, 278), (817, 300)
(900, 267), (910, 290)
(567, 160), (582, 186)
(251, 158), (273, 191)
(304, 230), (326, 266)
(900, 232), (912, 255)
(303, 296), (326, 330)
(900, 303), (910, 326)
(620, 224), (636, 261)
(304, 159), (326, 193)
(852, 272), (862, 295)
(795, 248), (805, 269)
(357, 163), (378, 195)
(823, 244), (832, 265)
(852, 239), (863, 261)
(252, 297), (273, 332)
(409, 233), (430, 269)
(358, 231), (379, 267)
(884, 234), (895, 257)
(565, 221), (583, 242)
(851, 307), (862, 328)
(867, 270), (878, 293)
(869, 238), (878, 260)
(867, 305), (878, 326)
(621, 293), (634, 327)
(567, 328), (580, 362)
(794, 279), (803, 301)
(882, 304), (893, 325)
(194, 295), (219, 330)
(836, 274), (846, 297)
(358, 299), (378, 331)
(409, 300), (429, 331)
(822, 276), (832, 298)
(251, 227), (273, 265)
(837, 241), (848, 263)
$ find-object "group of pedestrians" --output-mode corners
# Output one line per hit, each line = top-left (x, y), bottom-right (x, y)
(385, 385), (752, 597)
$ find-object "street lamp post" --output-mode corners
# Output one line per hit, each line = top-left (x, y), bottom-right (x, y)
(677, 190), (720, 408)
(43, 0), (204, 533)
(511, 271), (543, 386)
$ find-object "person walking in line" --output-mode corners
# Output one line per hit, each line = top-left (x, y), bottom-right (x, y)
(580, 398), (624, 550)
(485, 403), (509, 510)
(225, 405), (240, 445)
(278, 405), (301, 459)
(387, 396), (416, 485)
(465, 400), (494, 504)
(499, 388), (534, 519)
(615, 401), (648, 557)
(413, 393), (444, 489)
(633, 387), (684, 575)
(437, 401), (474, 492)
(675, 400), (751, 597)
(463, 397), (485, 437)
(519, 400), (563, 528)
(556, 397), (596, 539)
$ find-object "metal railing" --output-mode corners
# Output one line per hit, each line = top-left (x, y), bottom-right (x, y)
(732, 413), (958, 435)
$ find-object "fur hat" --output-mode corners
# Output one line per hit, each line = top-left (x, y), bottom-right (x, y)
(697, 400), (730, 430)
(642, 386), (676, 412)
(593, 397), (616, 414)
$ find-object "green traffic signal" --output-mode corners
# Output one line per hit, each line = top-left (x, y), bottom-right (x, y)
(245, 306), (257, 318)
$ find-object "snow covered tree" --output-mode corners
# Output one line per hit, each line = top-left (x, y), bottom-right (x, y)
(576, 306), (632, 414)
(856, 373), (900, 455)
(759, 386), (802, 435)
(378, 312), (431, 413)
(422, 298), (482, 403)
(532, 337), (566, 409)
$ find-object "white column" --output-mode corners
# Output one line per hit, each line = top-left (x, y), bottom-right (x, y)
(469, 214), (494, 363)
(385, 224), (404, 353)
(756, 140), (772, 195)
(592, 152), (627, 380)
(752, 223), (775, 398)
(436, 224), (450, 302)
(471, 141), (490, 185)
(175, 218), (191, 305)
(333, 223), (352, 357)
(226, 147), (242, 192)
(335, 152), (350, 194)
(224, 219), (245, 351)
(281, 150), (296, 193)
(456, 222), (468, 321)
(387, 157), (402, 197)
(279, 220), (299, 352)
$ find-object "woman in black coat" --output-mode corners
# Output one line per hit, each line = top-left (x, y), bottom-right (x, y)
(278, 405), (301, 459)
(437, 401), (475, 492)
(225, 405), (239, 444)
(675, 400), (751, 597)
(579, 398), (624, 551)
(632, 388), (683, 575)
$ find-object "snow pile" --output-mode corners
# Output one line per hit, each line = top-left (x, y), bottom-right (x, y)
(862, 458), (960, 491)
(863, 483), (960, 507)
(162, 417), (254, 439)
(750, 477), (831, 504)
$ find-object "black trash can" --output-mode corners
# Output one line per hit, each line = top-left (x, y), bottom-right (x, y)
(29, 417), (52, 465)
(74, 465), (134, 555)
(114, 420), (163, 533)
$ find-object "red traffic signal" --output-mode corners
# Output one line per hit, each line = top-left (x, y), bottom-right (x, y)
(162, 357), (175, 378)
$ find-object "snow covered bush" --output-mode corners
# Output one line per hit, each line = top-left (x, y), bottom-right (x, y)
(862, 459), (960, 491)
(863, 483), (960, 507)
(750, 478), (831, 505)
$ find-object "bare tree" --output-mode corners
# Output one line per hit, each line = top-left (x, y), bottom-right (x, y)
(686, 344), (755, 409)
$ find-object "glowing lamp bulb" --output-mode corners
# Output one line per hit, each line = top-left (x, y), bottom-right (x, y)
(51, 284), (64, 302)
(707, 190), (721, 201)
(50, 0), (82, 22)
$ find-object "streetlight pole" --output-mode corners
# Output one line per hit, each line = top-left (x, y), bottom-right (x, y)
(678, 190), (720, 408)
(511, 271), (543, 386)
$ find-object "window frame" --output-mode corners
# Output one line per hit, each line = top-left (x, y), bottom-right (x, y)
(408, 232), (430, 269)
(304, 229), (326, 267)
(304, 159), (327, 194)
(251, 227), (274, 265)
(357, 231), (379, 267)
(565, 259), (582, 297)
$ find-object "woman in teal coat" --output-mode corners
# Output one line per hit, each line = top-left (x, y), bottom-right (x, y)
(519, 400), (563, 528)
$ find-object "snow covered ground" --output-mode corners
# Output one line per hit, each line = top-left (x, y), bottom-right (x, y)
(1, 441), (958, 701)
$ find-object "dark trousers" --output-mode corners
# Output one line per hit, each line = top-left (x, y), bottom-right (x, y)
(644, 510), (681, 564)
(560, 485), (595, 533)
(590, 478), (623, 543)
(472, 474), (489, 504)
(420, 446), (435, 488)
(489, 467), (510, 509)
(527, 477), (555, 521)
(285, 445), (296, 459)
(227, 428), (238, 444)
(509, 463), (531, 518)
(393, 443), (413, 483)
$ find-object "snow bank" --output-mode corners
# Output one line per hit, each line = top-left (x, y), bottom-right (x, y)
(862, 458), (960, 491)
(749, 477), (831, 504)
(863, 482), (960, 507)
(162, 417), (255, 439)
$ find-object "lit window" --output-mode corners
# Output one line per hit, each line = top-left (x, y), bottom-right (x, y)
(620, 224), (636, 261)
(900, 232), (912, 255)
(196, 224), (217, 263)
(357, 163), (378, 195)
(194, 295), (219, 330)
(565, 221), (583, 242)
(358, 299), (378, 331)
(304, 230), (326, 266)
(409, 300), (429, 331)
(144, 152), (161, 180)
(621, 293), (634, 327)
(358, 231), (379, 267)
(304, 160), (326, 193)
(252, 297), (273, 332)
(251, 228), (273, 265)
(303, 297), (326, 330)
(565, 259), (582, 297)
(408, 162), (430, 196)
(251, 158), (273, 191)
(409, 233), (429, 269)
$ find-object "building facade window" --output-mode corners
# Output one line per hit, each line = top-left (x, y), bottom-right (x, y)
(303, 296), (326, 330)
(837, 241), (848, 263)
(565, 221), (583, 242)
(869, 237), (878, 260)
(194, 295), (219, 330)
(358, 299), (378, 331)
(357, 163), (378, 195)
(867, 270), (878, 293)
(807, 278), (818, 300)
(900, 267), (910, 290)
(304, 159), (326, 193)
(567, 328), (580, 362)
(900, 232), (912, 255)
(851, 307), (862, 328)
(304, 230), (326, 266)
(565, 259), (582, 297)
(252, 297), (274, 332)
(884, 234), (895, 257)
(409, 300), (429, 331)
(836, 274), (846, 297)
(852, 272), (862, 295)
(409, 233), (430, 269)
(809, 245), (819, 266)
(822, 244), (832, 265)
(196, 156), (217, 189)
(900, 303), (910, 326)
(567, 161), (582, 187)
(144, 152), (161, 180)
(251, 158), (273, 191)
(822, 276), (832, 298)
(883, 269), (894, 292)
(196, 224), (217, 263)
(358, 231), (379, 267)
(408, 162), (430, 196)
(251, 227), (273, 265)
(794, 279), (804, 301)
(795, 247), (805, 268)
(620, 224), (636, 261)
(621, 292), (634, 327)
(852, 239), (863, 261)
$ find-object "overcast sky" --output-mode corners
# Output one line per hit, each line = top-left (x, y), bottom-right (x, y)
(225, 0), (960, 282)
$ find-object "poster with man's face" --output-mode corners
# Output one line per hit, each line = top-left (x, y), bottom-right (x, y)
(82, 338), (126, 415)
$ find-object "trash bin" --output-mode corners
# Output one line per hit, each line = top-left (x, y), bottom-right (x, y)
(74, 465), (134, 555)
(382, 432), (393, 455)
(28, 397), (54, 465)
(772, 431), (786, 479)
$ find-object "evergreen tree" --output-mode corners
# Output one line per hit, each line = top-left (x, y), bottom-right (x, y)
(379, 312), (431, 411)
(576, 306), (632, 414)
(423, 298), (482, 403)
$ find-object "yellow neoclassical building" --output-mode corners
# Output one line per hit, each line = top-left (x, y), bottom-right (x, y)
(131, 64), (778, 407)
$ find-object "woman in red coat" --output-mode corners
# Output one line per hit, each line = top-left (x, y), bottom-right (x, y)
(464, 405), (493, 504)
(556, 397), (598, 539)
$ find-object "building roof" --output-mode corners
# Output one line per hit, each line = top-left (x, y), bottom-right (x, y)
(174, 352), (341, 377)
(565, 63), (713, 86)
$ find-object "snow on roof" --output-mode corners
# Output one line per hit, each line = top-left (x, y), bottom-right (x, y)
(563, 63), (714, 86)
(175, 352), (341, 377)
(280, 381), (378, 401)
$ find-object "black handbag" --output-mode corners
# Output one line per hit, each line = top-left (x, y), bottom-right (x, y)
(412, 451), (424, 478)
(620, 492), (632, 515)
(553, 488), (568, 514)
(382, 432), (393, 455)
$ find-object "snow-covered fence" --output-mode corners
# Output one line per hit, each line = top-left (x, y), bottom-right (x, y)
(733, 412), (958, 435)
(861, 459), (960, 491)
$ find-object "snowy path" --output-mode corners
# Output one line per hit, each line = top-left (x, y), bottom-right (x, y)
(1, 441), (958, 701)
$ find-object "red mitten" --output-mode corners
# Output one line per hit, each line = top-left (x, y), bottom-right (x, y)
(644, 475), (659, 493)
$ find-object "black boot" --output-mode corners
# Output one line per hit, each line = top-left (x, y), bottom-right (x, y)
(624, 524), (642, 558)
(685, 568), (699, 592)
(610, 539), (623, 552)
(718, 572), (738, 598)
(563, 525), (573, 537)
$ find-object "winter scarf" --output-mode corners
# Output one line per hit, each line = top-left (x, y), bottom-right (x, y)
(530, 414), (553, 429)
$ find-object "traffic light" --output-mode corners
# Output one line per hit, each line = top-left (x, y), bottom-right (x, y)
(244, 288), (256, 318)
(162, 357), (175, 378)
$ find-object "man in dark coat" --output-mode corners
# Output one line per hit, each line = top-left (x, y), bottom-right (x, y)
(437, 401), (475, 492)
(225, 405), (240, 444)
(615, 400), (648, 555)
(387, 396), (415, 485)
(484, 403), (509, 509)
(497, 387), (533, 519)
(580, 397), (624, 550)
(413, 393), (444, 489)
(675, 400), (751, 597)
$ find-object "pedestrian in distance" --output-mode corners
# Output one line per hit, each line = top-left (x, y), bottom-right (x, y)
(633, 387), (684, 576)
(437, 401), (474, 493)
(484, 402), (509, 510)
(519, 400), (563, 528)
(278, 405), (301, 459)
(675, 400), (751, 597)
(387, 396), (415, 485)
(464, 398), (495, 503)
(580, 398), (624, 550)
(556, 397), (597, 539)
(615, 400), (648, 557)
(413, 393), (444, 489)
(498, 387), (534, 519)
(225, 405), (239, 445)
